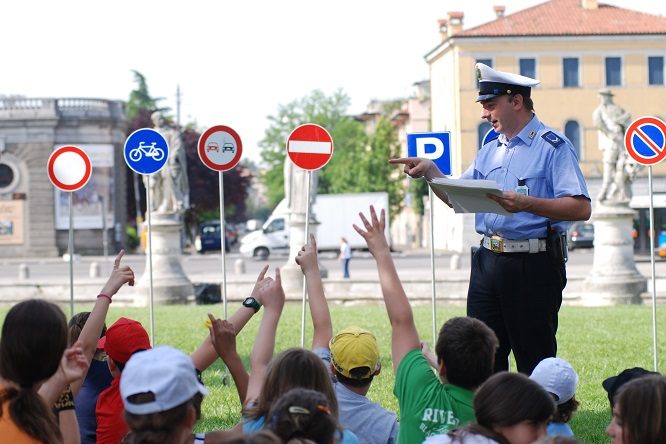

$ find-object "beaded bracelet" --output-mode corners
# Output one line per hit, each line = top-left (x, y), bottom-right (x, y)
(97, 293), (112, 303)
(54, 385), (75, 412)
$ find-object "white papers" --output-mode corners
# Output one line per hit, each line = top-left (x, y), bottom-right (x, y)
(427, 177), (513, 216)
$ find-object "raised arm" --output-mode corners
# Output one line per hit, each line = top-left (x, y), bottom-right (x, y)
(208, 315), (248, 404)
(72, 250), (134, 396)
(354, 206), (420, 372)
(296, 234), (332, 350)
(191, 265), (270, 372)
(244, 268), (285, 405)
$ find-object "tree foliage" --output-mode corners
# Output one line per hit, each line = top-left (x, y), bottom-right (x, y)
(259, 89), (405, 219)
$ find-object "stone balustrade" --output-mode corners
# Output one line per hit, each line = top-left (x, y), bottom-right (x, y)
(0, 97), (125, 120)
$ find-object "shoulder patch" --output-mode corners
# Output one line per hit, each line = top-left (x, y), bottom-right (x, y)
(541, 131), (565, 148)
(482, 132), (499, 147)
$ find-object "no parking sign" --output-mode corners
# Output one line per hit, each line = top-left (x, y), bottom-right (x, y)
(625, 116), (666, 166)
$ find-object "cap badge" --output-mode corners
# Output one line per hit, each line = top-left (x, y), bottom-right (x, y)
(507, 89), (512, 94)
(476, 67), (482, 81)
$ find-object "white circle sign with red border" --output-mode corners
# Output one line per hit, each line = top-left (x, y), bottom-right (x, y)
(624, 116), (666, 166)
(198, 125), (243, 172)
(47, 146), (92, 192)
(286, 123), (334, 171)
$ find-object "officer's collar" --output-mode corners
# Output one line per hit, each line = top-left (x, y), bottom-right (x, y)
(498, 114), (540, 147)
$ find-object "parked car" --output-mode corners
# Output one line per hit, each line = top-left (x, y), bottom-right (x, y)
(567, 221), (594, 250)
(194, 221), (230, 253)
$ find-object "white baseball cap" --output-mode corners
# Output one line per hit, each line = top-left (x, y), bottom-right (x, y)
(120, 346), (208, 415)
(530, 357), (578, 405)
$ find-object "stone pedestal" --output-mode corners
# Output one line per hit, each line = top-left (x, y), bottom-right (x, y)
(581, 201), (646, 305)
(135, 212), (194, 305)
(281, 212), (328, 296)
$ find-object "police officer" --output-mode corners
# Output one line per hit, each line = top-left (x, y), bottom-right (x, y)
(392, 63), (591, 374)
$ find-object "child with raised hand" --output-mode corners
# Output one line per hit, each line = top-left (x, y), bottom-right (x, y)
(354, 205), (498, 444)
(241, 266), (359, 443)
(296, 234), (398, 444)
(425, 372), (555, 444)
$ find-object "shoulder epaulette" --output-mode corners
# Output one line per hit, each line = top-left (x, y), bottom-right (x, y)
(541, 131), (565, 148)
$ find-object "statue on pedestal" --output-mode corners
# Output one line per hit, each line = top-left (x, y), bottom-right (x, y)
(144, 111), (189, 214)
(593, 89), (637, 203)
(284, 159), (318, 216)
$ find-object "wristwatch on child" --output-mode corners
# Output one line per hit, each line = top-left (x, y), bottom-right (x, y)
(242, 296), (261, 313)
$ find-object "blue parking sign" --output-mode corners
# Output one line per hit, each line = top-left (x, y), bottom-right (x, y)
(124, 128), (169, 175)
(407, 132), (451, 175)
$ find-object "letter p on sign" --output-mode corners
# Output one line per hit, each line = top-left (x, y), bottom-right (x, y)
(407, 132), (451, 175)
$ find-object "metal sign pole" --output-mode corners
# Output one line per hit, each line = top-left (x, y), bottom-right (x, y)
(300, 171), (312, 348)
(219, 172), (228, 319)
(146, 175), (155, 345)
(648, 166), (658, 371)
(429, 188), (437, 345)
(68, 193), (74, 318)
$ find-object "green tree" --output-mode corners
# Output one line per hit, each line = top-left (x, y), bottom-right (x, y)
(259, 89), (362, 208)
(125, 70), (167, 121)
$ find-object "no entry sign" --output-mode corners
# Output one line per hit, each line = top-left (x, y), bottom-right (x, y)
(286, 123), (334, 171)
(198, 125), (243, 172)
(625, 116), (666, 166)
(47, 146), (92, 192)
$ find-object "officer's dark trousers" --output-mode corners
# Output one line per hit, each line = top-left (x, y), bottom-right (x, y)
(467, 247), (566, 375)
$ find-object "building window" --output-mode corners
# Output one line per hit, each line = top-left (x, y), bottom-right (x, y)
(606, 57), (622, 86)
(476, 58), (493, 87)
(649, 56), (664, 85)
(0, 161), (19, 193)
(563, 58), (579, 87)
(564, 120), (581, 160)
(478, 122), (493, 150)
(519, 58), (536, 79)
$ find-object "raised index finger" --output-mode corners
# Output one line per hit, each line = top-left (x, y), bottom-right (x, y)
(388, 157), (413, 165)
(113, 249), (126, 270)
(256, 264), (269, 282)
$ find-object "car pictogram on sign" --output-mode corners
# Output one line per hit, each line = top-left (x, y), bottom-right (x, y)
(223, 142), (235, 153)
(207, 142), (219, 153)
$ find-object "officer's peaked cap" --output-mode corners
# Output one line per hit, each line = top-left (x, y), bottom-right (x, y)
(476, 63), (540, 102)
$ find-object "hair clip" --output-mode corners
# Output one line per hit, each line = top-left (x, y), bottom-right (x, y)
(316, 404), (331, 415)
(288, 406), (311, 415)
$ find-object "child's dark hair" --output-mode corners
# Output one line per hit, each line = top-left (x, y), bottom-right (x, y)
(333, 367), (374, 388)
(435, 316), (498, 389)
(475, 372), (555, 429)
(615, 374), (666, 444)
(553, 396), (579, 423)
(0, 299), (68, 444)
(267, 388), (340, 444)
(68, 311), (107, 345)
(124, 394), (200, 444)
(245, 348), (338, 420)
(222, 430), (284, 444)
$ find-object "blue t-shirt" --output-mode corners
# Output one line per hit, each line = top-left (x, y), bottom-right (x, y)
(547, 421), (574, 437)
(243, 415), (359, 444)
(75, 358), (113, 444)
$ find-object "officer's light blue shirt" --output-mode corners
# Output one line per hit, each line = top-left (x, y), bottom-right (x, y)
(460, 115), (589, 239)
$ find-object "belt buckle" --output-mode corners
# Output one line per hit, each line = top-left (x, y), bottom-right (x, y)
(490, 235), (504, 253)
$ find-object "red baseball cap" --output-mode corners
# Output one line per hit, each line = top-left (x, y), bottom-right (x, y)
(97, 317), (150, 364)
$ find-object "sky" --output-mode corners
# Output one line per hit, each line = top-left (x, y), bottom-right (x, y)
(1, 0), (665, 164)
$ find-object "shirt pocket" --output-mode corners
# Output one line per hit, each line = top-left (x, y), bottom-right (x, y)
(510, 166), (548, 197)
(475, 163), (503, 182)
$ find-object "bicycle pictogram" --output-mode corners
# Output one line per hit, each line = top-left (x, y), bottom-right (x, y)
(129, 141), (165, 162)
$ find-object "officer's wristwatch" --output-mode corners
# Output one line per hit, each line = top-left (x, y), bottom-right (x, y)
(242, 296), (261, 313)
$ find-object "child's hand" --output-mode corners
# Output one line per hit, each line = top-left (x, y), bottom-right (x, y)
(58, 340), (89, 384)
(353, 206), (388, 257)
(99, 250), (135, 298)
(208, 314), (237, 360)
(261, 268), (285, 313)
(249, 265), (270, 306)
(295, 234), (319, 274)
(421, 341), (438, 370)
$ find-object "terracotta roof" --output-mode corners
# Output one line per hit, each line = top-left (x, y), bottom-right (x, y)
(456, 0), (666, 37)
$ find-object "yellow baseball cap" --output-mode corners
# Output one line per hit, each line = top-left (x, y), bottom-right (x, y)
(330, 326), (380, 380)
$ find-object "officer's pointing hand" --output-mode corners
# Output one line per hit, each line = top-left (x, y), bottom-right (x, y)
(389, 157), (443, 181)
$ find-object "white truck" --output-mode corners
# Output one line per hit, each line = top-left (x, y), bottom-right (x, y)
(239, 192), (391, 259)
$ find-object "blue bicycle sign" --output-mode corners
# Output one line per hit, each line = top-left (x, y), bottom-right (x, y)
(124, 128), (169, 175)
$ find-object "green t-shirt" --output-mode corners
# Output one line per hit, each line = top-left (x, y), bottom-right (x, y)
(393, 349), (475, 444)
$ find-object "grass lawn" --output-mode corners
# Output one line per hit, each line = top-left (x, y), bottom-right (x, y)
(3, 302), (663, 443)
